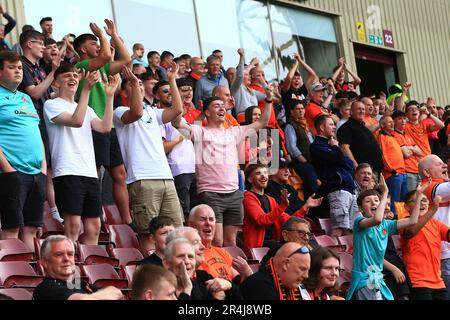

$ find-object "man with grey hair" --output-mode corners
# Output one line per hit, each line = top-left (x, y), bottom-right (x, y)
(187, 204), (253, 283)
(33, 235), (123, 300)
(194, 54), (229, 107)
(166, 226), (205, 267)
(163, 237), (242, 300)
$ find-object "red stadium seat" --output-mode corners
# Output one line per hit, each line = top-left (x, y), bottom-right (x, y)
(249, 247), (269, 263)
(314, 235), (346, 252)
(78, 244), (119, 267)
(107, 224), (140, 250)
(338, 252), (353, 275)
(103, 205), (123, 225)
(0, 288), (33, 300)
(222, 246), (259, 264)
(0, 239), (34, 262)
(33, 239), (45, 260)
(81, 264), (128, 289)
(0, 261), (44, 289)
(318, 218), (333, 236)
(337, 235), (354, 254)
(222, 246), (247, 260)
(40, 218), (64, 239)
(111, 248), (144, 268)
(124, 264), (137, 288)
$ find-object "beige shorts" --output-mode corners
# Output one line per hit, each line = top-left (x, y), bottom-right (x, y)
(128, 179), (183, 233)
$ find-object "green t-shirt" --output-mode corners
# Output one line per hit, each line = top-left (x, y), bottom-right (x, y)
(75, 59), (111, 119)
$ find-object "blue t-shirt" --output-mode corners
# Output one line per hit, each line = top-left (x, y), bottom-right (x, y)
(0, 87), (43, 174)
(352, 216), (398, 274)
(346, 215), (398, 299)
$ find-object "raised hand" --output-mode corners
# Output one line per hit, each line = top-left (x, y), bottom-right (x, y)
(403, 82), (412, 93)
(104, 19), (117, 37)
(84, 71), (101, 90)
(166, 60), (179, 81)
(378, 174), (388, 195)
(237, 48), (245, 57)
(51, 53), (61, 71)
(121, 65), (139, 85)
(89, 23), (104, 38)
(104, 74), (120, 97)
(305, 194), (323, 210)
(249, 57), (260, 67)
(280, 189), (290, 206)
(264, 85), (274, 101)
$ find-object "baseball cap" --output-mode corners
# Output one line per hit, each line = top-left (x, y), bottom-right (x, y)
(309, 82), (327, 92)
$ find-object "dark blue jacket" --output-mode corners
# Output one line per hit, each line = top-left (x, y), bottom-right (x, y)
(310, 136), (355, 196)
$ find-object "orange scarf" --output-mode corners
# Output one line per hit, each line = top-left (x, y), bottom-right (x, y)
(266, 258), (301, 300)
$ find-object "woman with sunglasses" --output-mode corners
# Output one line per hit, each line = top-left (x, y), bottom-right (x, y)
(303, 247), (344, 300)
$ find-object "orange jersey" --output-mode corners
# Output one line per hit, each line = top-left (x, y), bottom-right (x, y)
(401, 216), (450, 289)
(376, 131), (405, 179)
(198, 246), (234, 281)
(405, 122), (431, 156)
(305, 101), (323, 134)
(391, 130), (419, 174)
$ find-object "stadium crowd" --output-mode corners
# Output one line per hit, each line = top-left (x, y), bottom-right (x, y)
(0, 11), (449, 301)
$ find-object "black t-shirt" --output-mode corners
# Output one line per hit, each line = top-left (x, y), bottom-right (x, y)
(282, 85), (308, 120)
(252, 192), (274, 242)
(337, 117), (383, 170)
(266, 180), (304, 215)
(18, 56), (53, 118)
(138, 252), (163, 267)
(33, 277), (91, 300)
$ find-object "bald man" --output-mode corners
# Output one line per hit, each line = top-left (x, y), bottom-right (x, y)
(418, 154), (450, 297)
(240, 242), (311, 300)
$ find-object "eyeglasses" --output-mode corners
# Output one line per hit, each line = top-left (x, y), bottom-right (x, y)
(287, 246), (310, 258)
(30, 40), (45, 46)
(286, 229), (313, 239)
(161, 89), (170, 94)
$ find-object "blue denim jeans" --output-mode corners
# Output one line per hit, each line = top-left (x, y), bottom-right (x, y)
(386, 173), (408, 213)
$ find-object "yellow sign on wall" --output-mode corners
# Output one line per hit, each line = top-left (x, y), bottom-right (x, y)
(356, 21), (366, 42)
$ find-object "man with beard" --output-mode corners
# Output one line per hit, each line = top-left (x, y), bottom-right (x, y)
(242, 163), (321, 254)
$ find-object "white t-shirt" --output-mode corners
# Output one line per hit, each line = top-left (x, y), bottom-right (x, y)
(160, 120), (195, 177)
(433, 183), (450, 260)
(113, 105), (173, 184)
(44, 97), (98, 178)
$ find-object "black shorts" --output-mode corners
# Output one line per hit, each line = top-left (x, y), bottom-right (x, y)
(0, 171), (45, 229)
(92, 128), (124, 168)
(53, 175), (102, 218)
